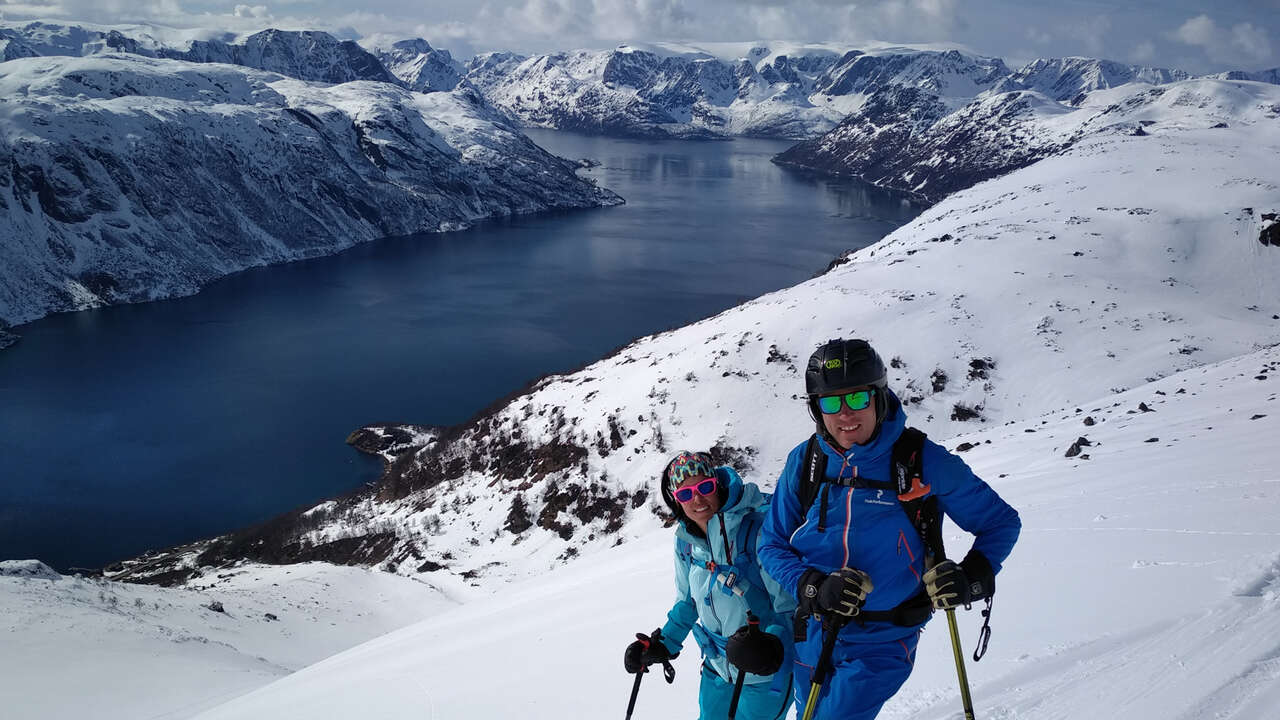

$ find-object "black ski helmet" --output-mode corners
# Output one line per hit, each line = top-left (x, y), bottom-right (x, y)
(805, 338), (888, 397)
(805, 338), (891, 437)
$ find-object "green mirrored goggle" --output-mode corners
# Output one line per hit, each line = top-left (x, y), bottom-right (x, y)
(817, 389), (874, 414)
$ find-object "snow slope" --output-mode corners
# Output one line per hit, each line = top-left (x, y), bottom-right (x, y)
(0, 561), (453, 720)
(185, 344), (1280, 720)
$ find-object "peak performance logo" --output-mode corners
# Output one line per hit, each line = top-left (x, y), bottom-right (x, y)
(865, 489), (895, 506)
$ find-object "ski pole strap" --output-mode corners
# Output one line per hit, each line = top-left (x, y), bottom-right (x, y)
(973, 596), (993, 662)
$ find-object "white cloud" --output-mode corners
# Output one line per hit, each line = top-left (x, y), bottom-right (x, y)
(1129, 40), (1155, 63)
(1063, 15), (1110, 57)
(1231, 22), (1270, 62)
(1173, 13), (1272, 66)
(1025, 27), (1051, 45)
(1174, 14), (1216, 46)
(0, 0), (69, 17)
(234, 5), (270, 19)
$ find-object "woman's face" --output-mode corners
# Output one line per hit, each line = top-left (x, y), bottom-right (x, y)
(674, 475), (721, 527)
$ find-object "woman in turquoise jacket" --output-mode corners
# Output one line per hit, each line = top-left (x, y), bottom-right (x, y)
(624, 451), (798, 720)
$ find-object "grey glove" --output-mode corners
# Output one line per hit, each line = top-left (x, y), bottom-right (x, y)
(923, 551), (994, 610)
(798, 567), (874, 617)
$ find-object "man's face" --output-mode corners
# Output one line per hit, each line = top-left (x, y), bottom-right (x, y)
(818, 387), (878, 450)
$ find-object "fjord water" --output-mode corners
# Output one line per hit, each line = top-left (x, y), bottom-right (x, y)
(0, 131), (919, 571)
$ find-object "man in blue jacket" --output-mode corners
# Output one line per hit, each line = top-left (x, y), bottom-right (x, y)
(625, 451), (797, 720)
(759, 339), (1021, 720)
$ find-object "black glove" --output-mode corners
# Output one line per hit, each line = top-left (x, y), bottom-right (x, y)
(923, 551), (994, 610)
(726, 619), (784, 676)
(624, 628), (675, 674)
(797, 567), (874, 617)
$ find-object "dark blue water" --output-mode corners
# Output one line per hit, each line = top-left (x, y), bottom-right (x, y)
(0, 131), (919, 570)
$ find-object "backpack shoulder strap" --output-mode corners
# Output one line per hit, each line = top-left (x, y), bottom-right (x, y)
(892, 427), (946, 565)
(797, 434), (827, 516)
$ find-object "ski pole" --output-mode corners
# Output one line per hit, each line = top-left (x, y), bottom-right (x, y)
(800, 614), (846, 720)
(624, 629), (675, 720)
(727, 667), (747, 720)
(727, 611), (759, 720)
(624, 667), (645, 720)
(945, 608), (976, 720)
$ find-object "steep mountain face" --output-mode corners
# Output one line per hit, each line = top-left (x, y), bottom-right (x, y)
(775, 88), (1074, 202)
(0, 22), (400, 85)
(990, 57), (1192, 104)
(170, 29), (402, 85)
(462, 44), (1010, 139)
(372, 38), (463, 92)
(0, 54), (620, 330)
(774, 75), (1278, 203)
(109, 79), (1280, 587)
(816, 48), (1008, 106)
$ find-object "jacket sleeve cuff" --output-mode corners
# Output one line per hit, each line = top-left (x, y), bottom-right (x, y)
(960, 549), (995, 600)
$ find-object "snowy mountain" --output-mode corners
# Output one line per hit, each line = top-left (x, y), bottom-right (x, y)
(775, 77), (1280, 203)
(988, 56), (1193, 104)
(460, 43), (1010, 139)
(0, 21), (400, 85)
(372, 38), (464, 92)
(1209, 67), (1280, 84)
(0, 53), (620, 331)
(110, 78), (1280, 593)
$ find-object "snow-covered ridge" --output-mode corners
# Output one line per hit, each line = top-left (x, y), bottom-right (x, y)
(0, 21), (399, 85)
(461, 43), (1010, 139)
(0, 52), (620, 331)
(776, 77), (1280, 203)
(112, 85), (1280, 588)
(371, 38), (464, 92)
(988, 56), (1193, 103)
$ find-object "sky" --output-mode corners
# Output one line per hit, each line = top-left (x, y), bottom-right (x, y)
(0, 1), (1276, 74)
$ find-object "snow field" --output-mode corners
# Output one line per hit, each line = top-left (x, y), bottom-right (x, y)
(185, 344), (1280, 719)
(0, 562), (452, 719)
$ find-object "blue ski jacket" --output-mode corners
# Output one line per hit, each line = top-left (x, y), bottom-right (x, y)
(759, 392), (1021, 643)
(660, 466), (798, 687)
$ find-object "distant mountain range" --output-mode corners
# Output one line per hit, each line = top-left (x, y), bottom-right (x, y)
(3, 20), (1278, 332)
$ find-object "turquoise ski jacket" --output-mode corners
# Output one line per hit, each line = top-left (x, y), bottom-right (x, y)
(659, 466), (798, 687)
